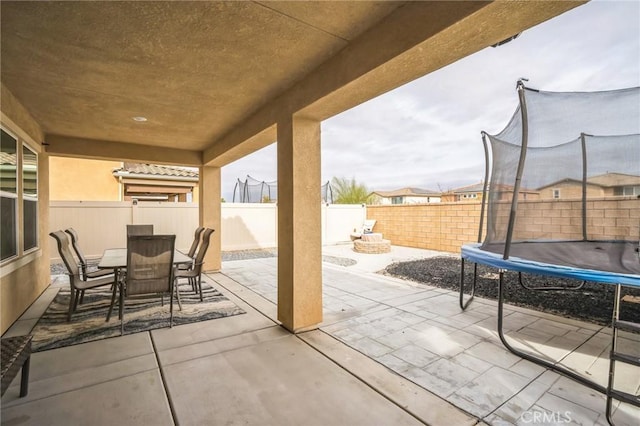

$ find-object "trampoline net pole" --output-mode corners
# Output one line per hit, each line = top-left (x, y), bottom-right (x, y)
(503, 81), (529, 260)
(478, 132), (490, 244)
(580, 132), (588, 241)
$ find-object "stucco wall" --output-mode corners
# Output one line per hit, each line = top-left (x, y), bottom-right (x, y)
(1, 84), (50, 335)
(49, 157), (122, 201)
(537, 182), (605, 200)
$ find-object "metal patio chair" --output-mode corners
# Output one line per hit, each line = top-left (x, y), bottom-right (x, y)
(174, 228), (214, 302)
(126, 224), (154, 236)
(113, 234), (176, 335)
(49, 231), (116, 321)
(65, 228), (114, 282)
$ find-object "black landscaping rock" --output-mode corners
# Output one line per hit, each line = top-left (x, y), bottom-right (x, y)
(383, 256), (640, 326)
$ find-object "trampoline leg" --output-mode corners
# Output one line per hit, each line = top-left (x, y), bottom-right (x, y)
(459, 258), (476, 310)
(517, 271), (587, 291)
(605, 284), (620, 425)
(496, 269), (607, 395)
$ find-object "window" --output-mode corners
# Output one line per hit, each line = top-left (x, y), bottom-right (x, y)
(391, 196), (403, 205)
(23, 144), (38, 251)
(1, 129), (18, 261)
(462, 193), (477, 199)
(552, 189), (561, 199)
(1, 127), (39, 263)
(614, 185), (640, 196)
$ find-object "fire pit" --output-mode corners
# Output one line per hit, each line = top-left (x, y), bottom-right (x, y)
(353, 233), (391, 254)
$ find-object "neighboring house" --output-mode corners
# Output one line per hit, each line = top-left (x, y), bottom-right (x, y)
(49, 158), (199, 202)
(537, 172), (640, 199)
(441, 182), (540, 202)
(370, 187), (441, 205)
(113, 163), (199, 202)
(441, 182), (485, 202)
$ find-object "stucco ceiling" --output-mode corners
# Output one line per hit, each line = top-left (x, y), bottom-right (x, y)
(1, 1), (584, 165)
(1, 1), (404, 151)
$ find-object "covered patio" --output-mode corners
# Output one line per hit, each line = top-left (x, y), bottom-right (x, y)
(0, 1), (584, 334)
(3, 246), (638, 425)
(1, 1), (608, 424)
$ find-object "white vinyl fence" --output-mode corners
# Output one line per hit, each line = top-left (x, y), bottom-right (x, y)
(49, 201), (366, 262)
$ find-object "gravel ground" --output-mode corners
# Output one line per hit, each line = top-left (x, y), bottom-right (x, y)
(384, 256), (640, 326)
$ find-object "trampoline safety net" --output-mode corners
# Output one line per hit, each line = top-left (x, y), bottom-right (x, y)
(480, 82), (640, 261)
(232, 175), (334, 204)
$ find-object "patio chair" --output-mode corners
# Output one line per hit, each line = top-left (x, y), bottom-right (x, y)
(65, 228), (113, 282)
(115, 234), (176, 335)
(186, 226), (205, 259)
(49, 231), (116, 321)
(350, 219), (376, 240)
(177, 226), (204, 274)
(126, 224), (154, 236)
(174, 228), (214, 302)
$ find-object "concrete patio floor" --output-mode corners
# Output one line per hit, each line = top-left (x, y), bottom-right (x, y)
(2, 244), (639, 425)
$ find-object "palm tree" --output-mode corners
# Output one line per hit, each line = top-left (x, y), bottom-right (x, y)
(331, 177), (370, 204)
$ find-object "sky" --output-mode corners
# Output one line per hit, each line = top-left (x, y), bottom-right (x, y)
(220, 0), (640, 202)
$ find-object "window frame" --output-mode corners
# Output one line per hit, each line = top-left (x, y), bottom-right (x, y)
(0, 124), (41, 268)
(1, 127), (19, 262)
(22, 142), (38, 253)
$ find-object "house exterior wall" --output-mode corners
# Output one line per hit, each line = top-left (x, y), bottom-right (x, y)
(537, 182), (606, 200)
(49, 157), (200, 202)
(375, 195), (441, 205)
(1, 84), (50, 335)
(441, 192), (484, 202)
(49, 157), (121, 201)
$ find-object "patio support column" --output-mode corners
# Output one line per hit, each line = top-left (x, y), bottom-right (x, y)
(199, 165), (221, 271)
(277, 115), (322, 332)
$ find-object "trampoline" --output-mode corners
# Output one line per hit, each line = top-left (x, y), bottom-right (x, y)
(459, 81), (640, 424)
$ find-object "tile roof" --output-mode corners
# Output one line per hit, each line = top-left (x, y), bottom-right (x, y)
(371, 187), (440, 197)
(446, 182), (538, 194)
(538, 173), (640, 189)
(586, 172), (640, 187)
(114, 163), (198, 179)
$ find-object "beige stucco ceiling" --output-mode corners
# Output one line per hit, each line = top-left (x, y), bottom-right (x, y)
(0, 1), (585, 166)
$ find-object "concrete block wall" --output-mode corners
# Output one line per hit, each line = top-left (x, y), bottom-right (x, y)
(367, 202), (483, 253)
(368, 197), (639, 253)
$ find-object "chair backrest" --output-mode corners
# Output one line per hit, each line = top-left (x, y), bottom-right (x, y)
(65, 228), (88, 274)
(363, 220), (376, 233)
(50, 230), (81, 279)
(126, 224), (154, 236)
(125, 234), (175, 296)
(187, 227), (205, 258)
(193, 228), (215, 269)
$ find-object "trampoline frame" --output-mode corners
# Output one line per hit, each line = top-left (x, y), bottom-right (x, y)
(459, 81), (640, 423)
(459, 249), (640, 423)
(459, 247), (639, 389)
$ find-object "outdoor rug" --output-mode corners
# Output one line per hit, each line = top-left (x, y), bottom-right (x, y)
(31, 279), (246, 352)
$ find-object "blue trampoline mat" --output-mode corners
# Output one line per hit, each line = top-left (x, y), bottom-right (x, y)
(461, 241), (640, 288)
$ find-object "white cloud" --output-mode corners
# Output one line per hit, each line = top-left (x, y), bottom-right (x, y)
(222, 0), (639, 200)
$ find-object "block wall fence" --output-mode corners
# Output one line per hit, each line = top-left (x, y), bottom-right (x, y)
(367, 197), (640, 254)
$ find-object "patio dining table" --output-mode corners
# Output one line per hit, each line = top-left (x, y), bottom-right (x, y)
(98, 248), (193, 321)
